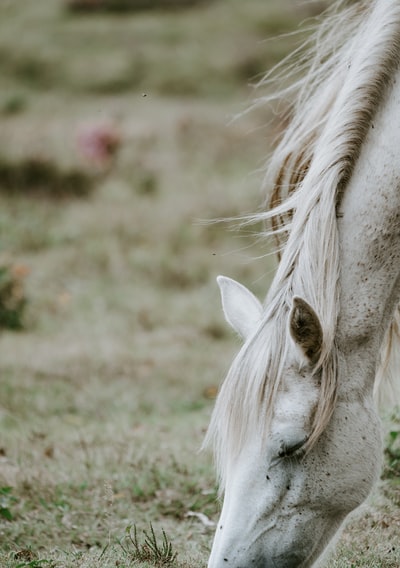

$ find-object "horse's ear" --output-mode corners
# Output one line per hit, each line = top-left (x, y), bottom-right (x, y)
(217, 276), (262, 341)
(289, 296), (323, 365)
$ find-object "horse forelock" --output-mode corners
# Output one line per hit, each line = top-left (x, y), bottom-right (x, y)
(206, 0), (400, 488)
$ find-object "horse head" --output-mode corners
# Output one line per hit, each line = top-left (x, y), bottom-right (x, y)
(207, 277), (382, 568)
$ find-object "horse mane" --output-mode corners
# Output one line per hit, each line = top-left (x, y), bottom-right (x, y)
(206, 0), (400, 488)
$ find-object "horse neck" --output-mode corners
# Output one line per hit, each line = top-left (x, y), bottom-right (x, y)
(336, 67), (400, 389)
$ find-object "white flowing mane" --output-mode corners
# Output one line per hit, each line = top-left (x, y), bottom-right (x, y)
(206, 0), (400, 487)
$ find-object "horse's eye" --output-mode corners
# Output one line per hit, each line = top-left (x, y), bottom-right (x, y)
(278, 439), (307, 459)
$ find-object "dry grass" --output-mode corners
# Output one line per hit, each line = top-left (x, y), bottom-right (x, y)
(0, 1), (398, 567)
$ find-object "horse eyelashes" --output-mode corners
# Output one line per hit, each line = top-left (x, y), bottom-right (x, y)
(278, 439), (307, 459)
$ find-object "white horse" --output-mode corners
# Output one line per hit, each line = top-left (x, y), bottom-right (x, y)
(205, 1), (400, 567)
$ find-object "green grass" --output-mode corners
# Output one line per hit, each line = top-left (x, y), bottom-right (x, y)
(0, 0), (398, 567)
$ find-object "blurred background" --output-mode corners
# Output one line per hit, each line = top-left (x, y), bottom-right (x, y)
(0, 0), (326, 335)
(2, 2), (398, 568)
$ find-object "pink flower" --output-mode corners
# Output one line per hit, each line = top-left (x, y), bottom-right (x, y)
(77, 121), (121, 168)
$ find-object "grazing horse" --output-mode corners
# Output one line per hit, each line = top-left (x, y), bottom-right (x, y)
(205, 1), (400, 567)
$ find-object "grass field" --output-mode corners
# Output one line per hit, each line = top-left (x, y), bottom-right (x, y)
(0, 1), (399, 567)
